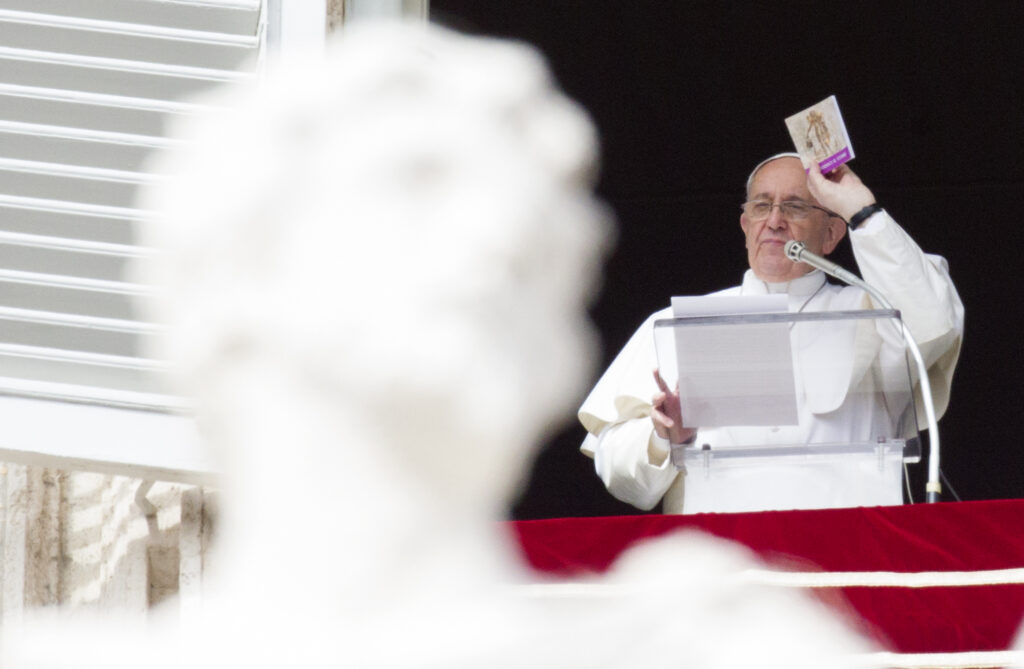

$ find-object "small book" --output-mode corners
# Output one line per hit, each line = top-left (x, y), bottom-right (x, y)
(785, 95), (854, 174)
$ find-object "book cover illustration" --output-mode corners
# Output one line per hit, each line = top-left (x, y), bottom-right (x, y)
(785, 95), (854, 174)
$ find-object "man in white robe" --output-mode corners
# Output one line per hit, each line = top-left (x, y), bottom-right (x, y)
(579, 154), (964, 514)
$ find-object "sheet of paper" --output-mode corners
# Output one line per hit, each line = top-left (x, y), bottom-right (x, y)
(665, 295), (798, 427)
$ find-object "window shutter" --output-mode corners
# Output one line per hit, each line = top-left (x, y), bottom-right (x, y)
(0, 0), (265, 483)
(0, 1), (262, 412)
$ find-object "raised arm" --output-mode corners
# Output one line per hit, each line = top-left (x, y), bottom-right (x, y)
(808, 161), (964, 417)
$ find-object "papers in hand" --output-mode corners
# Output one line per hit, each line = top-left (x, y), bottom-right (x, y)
(785, 95), (854, 174)
(660, 295), (799, 428)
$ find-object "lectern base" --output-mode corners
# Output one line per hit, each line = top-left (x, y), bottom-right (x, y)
(681, 450), (903, 514)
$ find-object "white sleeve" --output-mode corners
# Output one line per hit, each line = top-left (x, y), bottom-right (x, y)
(850, 210), (964, 419)
(851, 210), (964, 350)
(590, 417), (679, 511)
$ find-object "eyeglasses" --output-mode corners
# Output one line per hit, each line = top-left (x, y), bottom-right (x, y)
(741, 199), (844, 223)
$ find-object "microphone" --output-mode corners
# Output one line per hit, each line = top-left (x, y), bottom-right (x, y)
(783, 239), (943, 503)
(784, 240), (861, 286)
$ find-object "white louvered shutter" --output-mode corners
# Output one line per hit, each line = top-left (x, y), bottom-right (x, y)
(0, 0), (264, 483)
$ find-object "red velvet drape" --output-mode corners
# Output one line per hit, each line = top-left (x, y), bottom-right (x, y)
(508, 500), (1024, 653)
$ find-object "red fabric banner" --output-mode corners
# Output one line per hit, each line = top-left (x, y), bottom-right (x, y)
(508, 500), (1024, 653)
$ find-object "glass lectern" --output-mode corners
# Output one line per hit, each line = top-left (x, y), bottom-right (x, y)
(653, 309), (919, 514)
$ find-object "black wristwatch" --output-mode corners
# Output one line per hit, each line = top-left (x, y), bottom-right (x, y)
(848, 203), (883, 229)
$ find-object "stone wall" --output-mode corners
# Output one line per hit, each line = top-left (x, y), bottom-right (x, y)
(326, 0), (344, 32)
(0, 464), (211, 624)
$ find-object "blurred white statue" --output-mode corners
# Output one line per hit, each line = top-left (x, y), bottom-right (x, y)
(2, 21), (874, 669)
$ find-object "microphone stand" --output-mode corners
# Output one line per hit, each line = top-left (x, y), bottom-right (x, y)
(785, 241), (942, 503)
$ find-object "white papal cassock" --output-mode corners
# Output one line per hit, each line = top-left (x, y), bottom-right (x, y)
(579, 210), (964, 514)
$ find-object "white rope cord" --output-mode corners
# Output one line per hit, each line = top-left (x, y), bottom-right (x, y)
(738, 566), (1024, 589)
(514, 567), (1024, 599)
(866, 649), (1024, 668)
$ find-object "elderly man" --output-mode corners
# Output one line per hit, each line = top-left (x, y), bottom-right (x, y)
(579, 153), (964, 514)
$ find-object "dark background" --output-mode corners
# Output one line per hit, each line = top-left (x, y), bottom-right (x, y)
(429, 1), (1024, 518)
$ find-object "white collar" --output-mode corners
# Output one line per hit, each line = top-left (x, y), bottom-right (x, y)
(740, 268), (826, 296)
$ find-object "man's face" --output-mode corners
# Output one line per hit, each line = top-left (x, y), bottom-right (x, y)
(740, 157), (845, 282)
